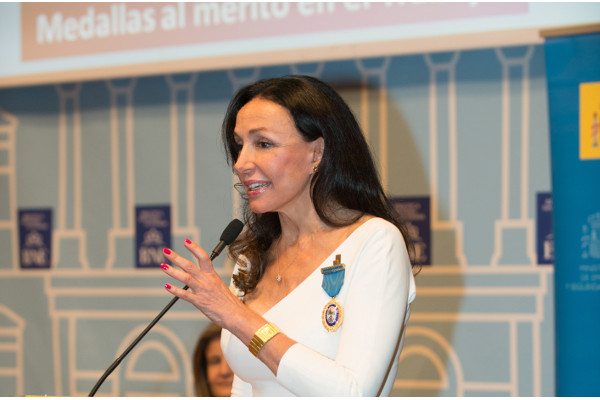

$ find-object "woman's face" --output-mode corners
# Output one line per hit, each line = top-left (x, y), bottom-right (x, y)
(233, 97), (323, 216)
(205, 337), (233, 397)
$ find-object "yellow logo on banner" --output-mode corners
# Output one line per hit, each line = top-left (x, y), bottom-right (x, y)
(580, 82), (600, 160)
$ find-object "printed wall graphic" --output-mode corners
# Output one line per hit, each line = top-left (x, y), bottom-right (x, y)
(53, 83), (90, 270)
(391, 197), (431, 266)
(0, 45), (554, 396)
(136, 205), (171, 268)
(0, 305), (25, 396)
(105, 78), (137, 270)
(424, 52), (468, 267)
(580, 82), (600, 160)
(490, 46), (536, 266)
(0, 109), (18, 270)
(18, 209), (52, 269)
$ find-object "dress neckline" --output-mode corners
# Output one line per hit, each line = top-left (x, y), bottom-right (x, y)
(259, 216), (380, 317)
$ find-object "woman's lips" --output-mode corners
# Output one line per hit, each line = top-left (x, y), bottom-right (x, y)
(245, 181), (271, 196)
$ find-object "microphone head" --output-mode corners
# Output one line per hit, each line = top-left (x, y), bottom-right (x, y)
(220, 219), (244, 244)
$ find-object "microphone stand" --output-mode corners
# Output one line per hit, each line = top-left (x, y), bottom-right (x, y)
(89, 219), (242, 396)
(89, 278), (199, 396)
(88, 285), (190, 396)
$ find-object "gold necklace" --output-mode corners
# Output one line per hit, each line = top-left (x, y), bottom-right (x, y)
(276, 237), (311, 283)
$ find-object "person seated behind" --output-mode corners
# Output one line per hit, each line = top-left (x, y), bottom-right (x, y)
(193, 323), (234, 396)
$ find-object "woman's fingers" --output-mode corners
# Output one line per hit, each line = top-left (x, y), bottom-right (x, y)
(162, 246), (204, 276)
(160, 240), (224, 297)
(160, 262), (193, 289)
(183, 238), (213, 272)
(163, 281), (194, 301)
(160, 240), (236, 326)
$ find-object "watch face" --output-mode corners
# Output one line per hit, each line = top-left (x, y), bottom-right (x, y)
(261, 324), (278, 340)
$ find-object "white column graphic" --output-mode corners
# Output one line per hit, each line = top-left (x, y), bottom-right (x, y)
(290, 63), (324, 77)
(105, 78), (137, 269)
(0, 109), (18, 270)
(53, 83), (89, 269)
(166, 74), (200, 244)
(356, 57), (391, 191)
(425, 53), (467, 266)
(491, 46), (535, 266)
(0, 305), (25, 396)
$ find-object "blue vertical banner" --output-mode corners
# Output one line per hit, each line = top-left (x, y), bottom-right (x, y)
(135, 205), (171, 268)
(391, 196), (431, 266)
(544, 29), (600, 396)
(18, 209), (52, 269)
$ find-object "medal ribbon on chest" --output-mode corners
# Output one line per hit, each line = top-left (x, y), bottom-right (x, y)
(321, 254), (345, 332)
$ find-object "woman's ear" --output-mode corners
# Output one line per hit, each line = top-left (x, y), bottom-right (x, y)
(313, 137), (324, 163)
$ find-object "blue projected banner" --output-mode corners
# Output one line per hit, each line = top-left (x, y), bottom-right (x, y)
(2, 3), (600, 88)
(135, 205), (171, 268)
(545, 30), (600, 396)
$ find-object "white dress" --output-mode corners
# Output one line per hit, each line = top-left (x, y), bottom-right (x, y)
(221, 217), (417, 396)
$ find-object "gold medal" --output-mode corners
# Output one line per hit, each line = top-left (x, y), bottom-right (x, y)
(321, 254), (346, 332)
(322, 298), (344, 332)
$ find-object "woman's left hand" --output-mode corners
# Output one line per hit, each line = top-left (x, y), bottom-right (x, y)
(160, 240), (242, 329)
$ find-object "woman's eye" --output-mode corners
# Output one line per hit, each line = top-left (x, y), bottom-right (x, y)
(207, 355), (221, 366)
(257, 141), (273, 149)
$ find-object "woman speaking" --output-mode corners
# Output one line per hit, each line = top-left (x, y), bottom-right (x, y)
(160, 75), (417, 396)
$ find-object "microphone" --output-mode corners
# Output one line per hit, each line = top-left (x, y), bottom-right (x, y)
(211, 218), (244, 259)
(88, 219), (244, 397)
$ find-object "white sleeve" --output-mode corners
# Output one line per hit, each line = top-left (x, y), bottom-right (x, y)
(230, 374), (253, 397)
(275, 224), (415, 396)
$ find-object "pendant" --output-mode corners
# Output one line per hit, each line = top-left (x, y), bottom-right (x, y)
(322, 298), (344, 332)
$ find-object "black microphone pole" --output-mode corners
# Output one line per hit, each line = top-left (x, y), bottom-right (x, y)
(88, 219), (244, 397)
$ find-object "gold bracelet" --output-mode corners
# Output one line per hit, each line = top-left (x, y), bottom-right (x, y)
(248, 322), (280, 357)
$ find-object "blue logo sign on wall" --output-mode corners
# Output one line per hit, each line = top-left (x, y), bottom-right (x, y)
(18, 208), (52, 269)
(536, 192), (554, 265)
(135, 205), (171, 268)
(390, 196), (431, 266)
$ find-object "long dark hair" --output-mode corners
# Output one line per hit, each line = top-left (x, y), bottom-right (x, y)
(193, 323), (222, 397)
(222, 75), (414, 295)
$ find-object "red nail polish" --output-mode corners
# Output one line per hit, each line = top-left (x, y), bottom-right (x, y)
(163, 248), (171, 255)
(165, 283), (172, 289)
(160, 264), (169, 271)
(184, 238), (191, 245)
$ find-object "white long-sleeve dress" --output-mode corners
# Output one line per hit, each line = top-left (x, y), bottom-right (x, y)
(221, 217), (417, 396)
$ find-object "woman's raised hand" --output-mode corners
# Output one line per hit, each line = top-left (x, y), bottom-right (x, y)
(160, 239), (240, 328)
